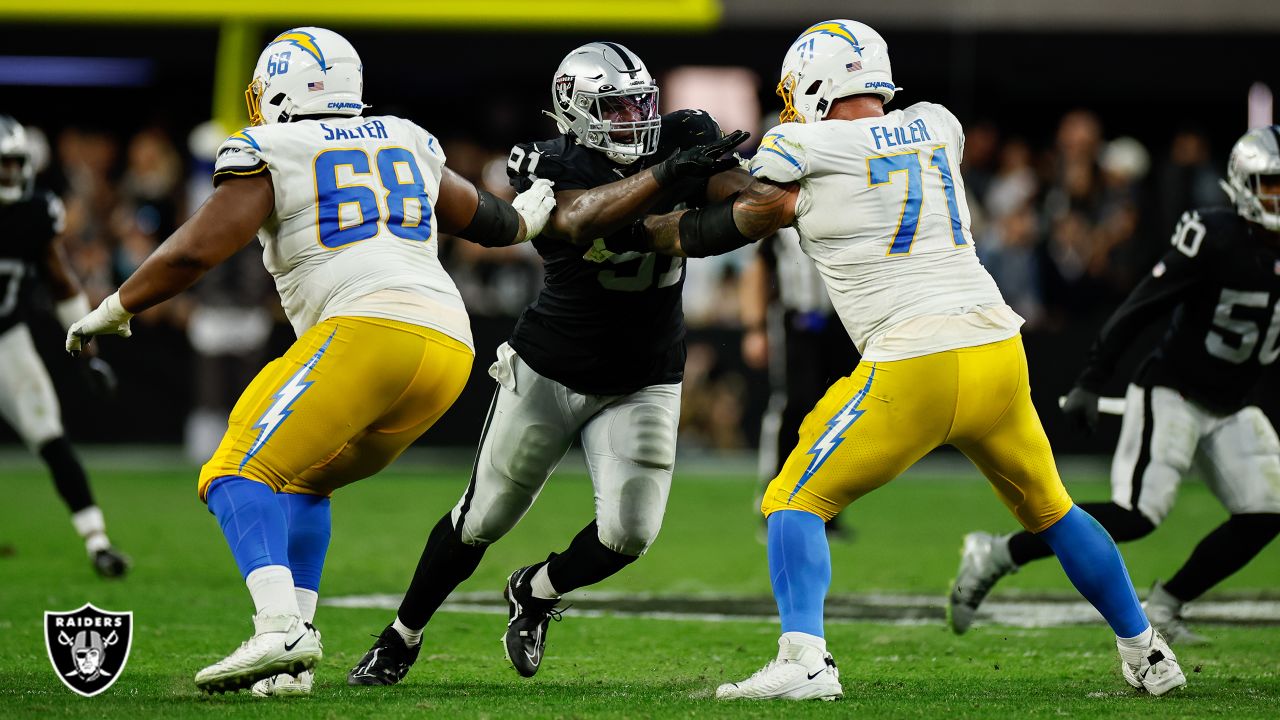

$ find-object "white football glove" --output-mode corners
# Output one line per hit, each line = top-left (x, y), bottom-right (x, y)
(511, 178), (556, 242)
(66, 291), (134, 356)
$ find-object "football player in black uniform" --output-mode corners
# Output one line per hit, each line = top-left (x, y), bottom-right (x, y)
(349, 42), (747, 685)
(0, 116), (128, 577)
(951, 126), (1280, 642)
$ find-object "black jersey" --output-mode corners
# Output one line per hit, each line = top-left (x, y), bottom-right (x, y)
(505, 110), (722, 395)
(0, 190), (64, 334)
(1078, 207), (1280, 414)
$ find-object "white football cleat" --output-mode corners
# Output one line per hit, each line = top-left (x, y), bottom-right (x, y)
(948, 531), (1015, 634)
(195, 613), (322, 694)
(716, 635), (842, 701)
(1144, 581), (1209, 645)
(1119, 630), (1187, 697)
(251, 669), (313, 697)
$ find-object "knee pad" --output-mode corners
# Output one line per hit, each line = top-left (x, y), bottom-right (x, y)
(609, 403), (677, 470)
(598, 474), (667, 556)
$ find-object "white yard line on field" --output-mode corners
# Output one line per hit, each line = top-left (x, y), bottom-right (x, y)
(324, 591), (1280, 627)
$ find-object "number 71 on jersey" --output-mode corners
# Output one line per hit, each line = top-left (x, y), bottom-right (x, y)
(867, 145), (966, 256)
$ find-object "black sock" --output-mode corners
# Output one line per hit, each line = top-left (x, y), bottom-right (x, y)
(1163, 513), (1280, 602)
(39, 437), (94, 513)
(396, 512), (487, 629)
(1008, 501), (1155, 567)
(545, 521), (637, 595)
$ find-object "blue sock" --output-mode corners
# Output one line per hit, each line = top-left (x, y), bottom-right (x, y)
(206, 476), (291, 579)
(1038, 505), (1149, 637)
(277, 493), (331, 592)
(767, 509), (831, 637)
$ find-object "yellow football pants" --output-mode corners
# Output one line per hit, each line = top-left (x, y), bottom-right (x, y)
(198, 316), (473, 500)
(762, 335), (1073, 533)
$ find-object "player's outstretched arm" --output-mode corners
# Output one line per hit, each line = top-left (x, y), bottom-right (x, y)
(436, 167), (555, 246)
(66, 174), (272, 354)
(1075, 243), (1203, 393)
(43, 233), (92, 331)
(542, 130), (749, 246)
(640, 178), (798, 258)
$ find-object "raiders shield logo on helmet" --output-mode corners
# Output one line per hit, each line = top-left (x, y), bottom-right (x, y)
(554, 74), (576, 111)
(44, 603), (133, 697)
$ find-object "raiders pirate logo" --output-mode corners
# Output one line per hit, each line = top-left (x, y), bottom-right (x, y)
(44, 603), (133, 697)
(554, 73), (575, 111)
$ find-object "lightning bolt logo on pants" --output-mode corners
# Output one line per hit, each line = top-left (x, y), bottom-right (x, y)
(239, 329), (336, 471)
(789, 365), (877, 502)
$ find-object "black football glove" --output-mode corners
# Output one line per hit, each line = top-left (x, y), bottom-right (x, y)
(1061, 386), (1100, 434)
(82, 356), (119, 400)
(651, 130), (750, 187)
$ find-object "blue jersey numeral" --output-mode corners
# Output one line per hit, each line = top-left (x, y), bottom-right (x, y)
(314, 147), (433, 249)
(867, 144), (966, 256)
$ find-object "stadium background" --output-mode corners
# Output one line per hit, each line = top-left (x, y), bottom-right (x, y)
(2, 3), (1279, 717)
(3, 0), (1279, 457)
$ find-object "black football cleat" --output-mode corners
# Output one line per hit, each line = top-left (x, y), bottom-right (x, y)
(92, 546), (130, 578)
(348, 624), (421, 686)
(502, 561), (564, 678)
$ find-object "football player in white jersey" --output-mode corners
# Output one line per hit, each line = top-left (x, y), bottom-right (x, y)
(65, 27), (555, 696)
(625, 20), (1186, 700)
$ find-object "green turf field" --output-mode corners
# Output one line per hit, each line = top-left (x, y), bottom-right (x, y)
(1, 463), (1277, 718)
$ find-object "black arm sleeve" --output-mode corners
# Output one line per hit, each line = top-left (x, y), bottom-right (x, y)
(677, 194), (754, 258)
(455, 189), (521, 248)
(1076, 247), (1203, 391)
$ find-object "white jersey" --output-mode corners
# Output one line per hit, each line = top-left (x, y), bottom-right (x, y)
(749, 102), (1022, 361)
(213, 115), (472, 349)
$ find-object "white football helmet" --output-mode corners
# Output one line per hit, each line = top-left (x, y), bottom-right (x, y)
(0, 115), (33, 203)
(547, 42), (660, 164)
(776, 20), (900, 124)
(1221, 126), (1280, 232)
(245, 27), (364, 126)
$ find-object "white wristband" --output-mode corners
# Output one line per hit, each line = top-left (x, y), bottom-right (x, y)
(102, 291), (134, 322)
(55, 293), (92, 331)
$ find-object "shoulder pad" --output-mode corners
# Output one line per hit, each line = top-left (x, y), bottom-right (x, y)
(1168, 207), (1244, 260)
(657, 109), (723, 154)
(748, 124), (807, 183)
(507, 136), (588, 192)
(213, 128), (268, 185)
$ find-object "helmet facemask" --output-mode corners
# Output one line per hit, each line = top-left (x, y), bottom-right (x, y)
(573, 87), (660, 164)
(245, 78), (266, 126)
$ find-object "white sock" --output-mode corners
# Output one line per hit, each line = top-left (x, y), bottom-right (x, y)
(1116, 625), (1154, 666)
(392, 616), (423, 648)
(531, 564), (560, 601)
(245, 565), (301, 618)
(781, 631), (827, 654)
(295, 588), (318, 624)
(71, 506), (111, 554)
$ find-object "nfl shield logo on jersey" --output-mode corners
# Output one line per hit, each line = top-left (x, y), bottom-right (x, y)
(44, 604), (133, 697)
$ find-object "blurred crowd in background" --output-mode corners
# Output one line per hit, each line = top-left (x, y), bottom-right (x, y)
(11, 108), (1234, 456)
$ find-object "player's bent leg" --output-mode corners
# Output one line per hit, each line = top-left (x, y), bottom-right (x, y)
(718, 511), (840, 700)
(726, 359), (947, 701)
(197, 476), (320, 694)
(502, 387), (680, 678)
(0, 324), (128, 575)
(252, 491), (330, 697)
(1152, 512), (1280, 644)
